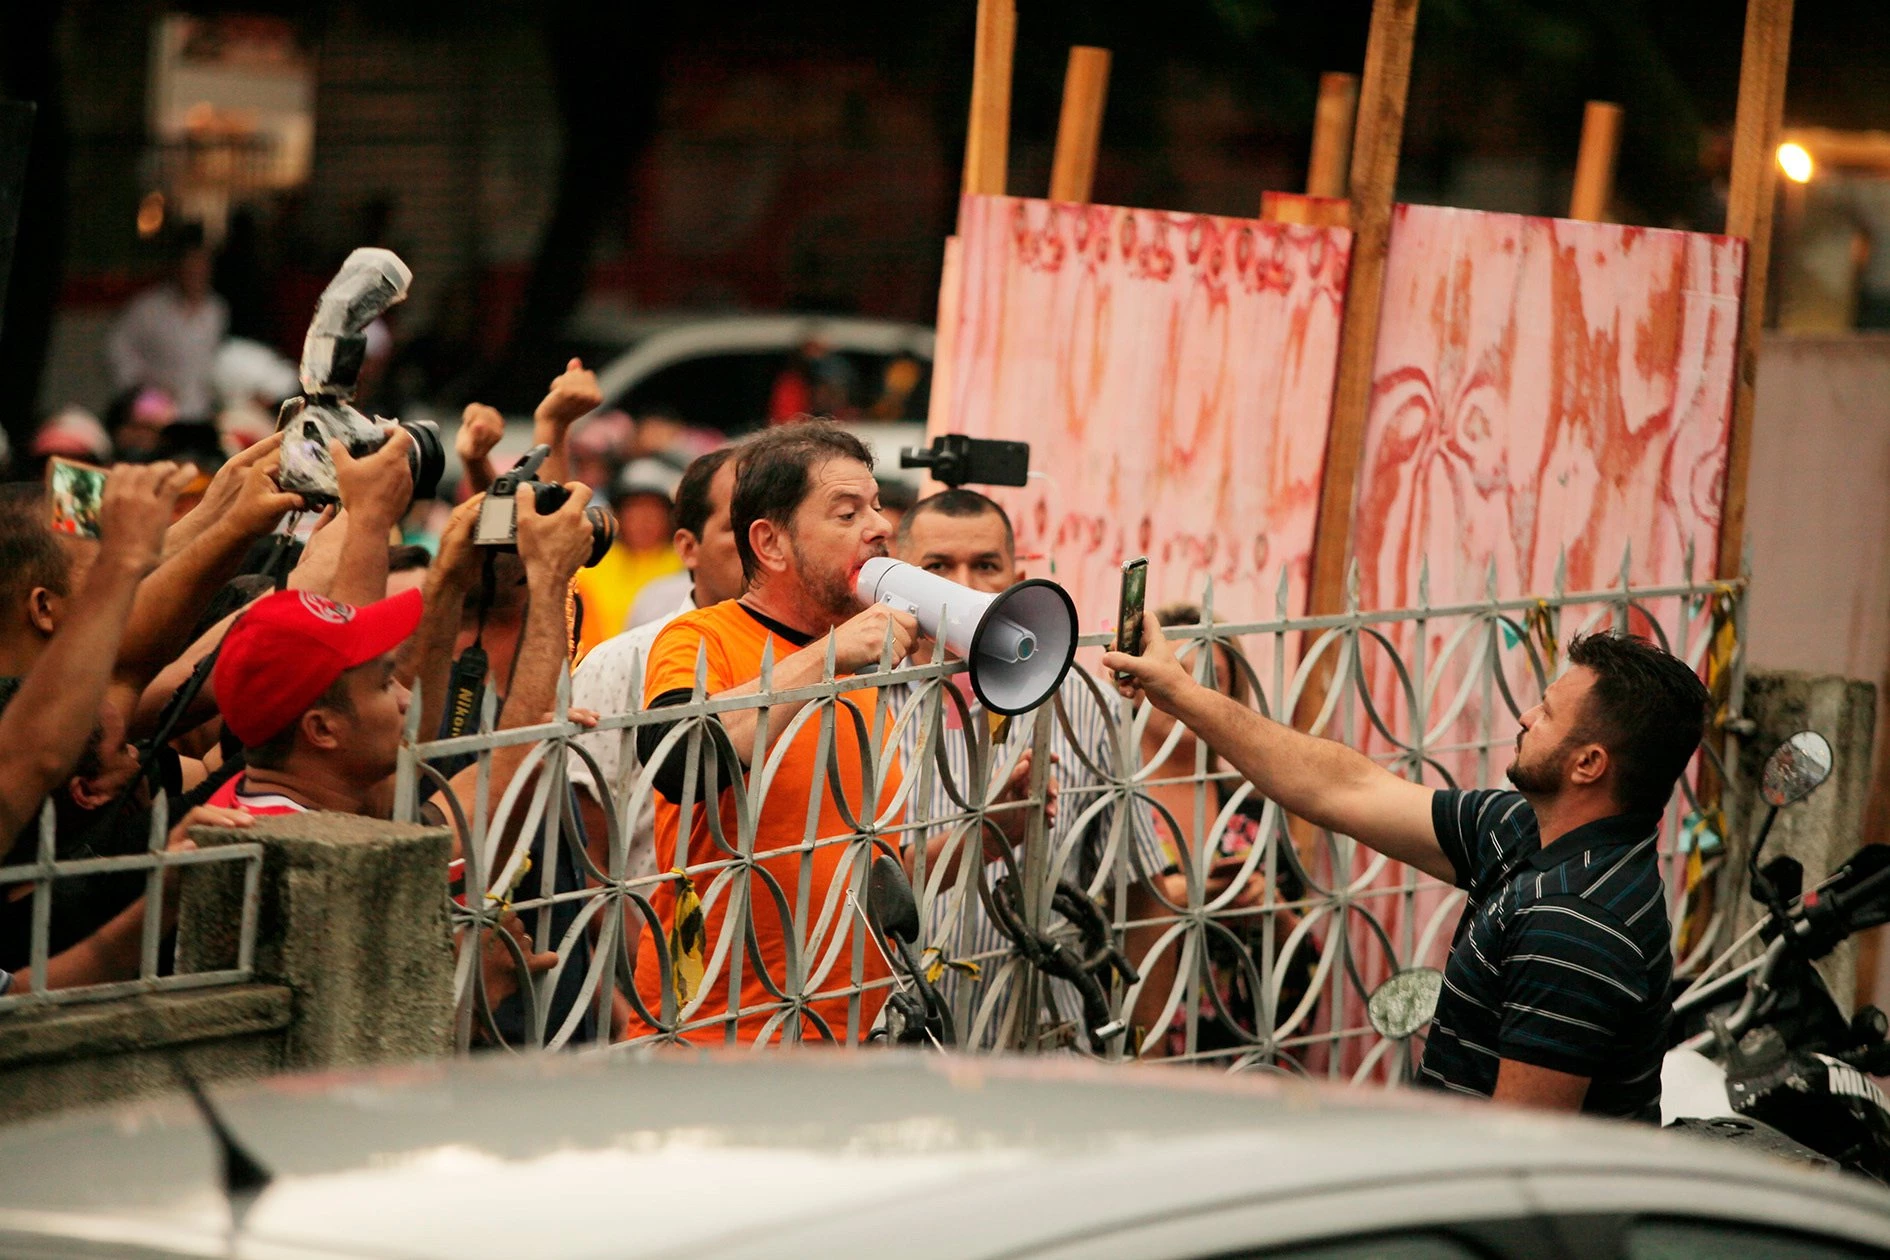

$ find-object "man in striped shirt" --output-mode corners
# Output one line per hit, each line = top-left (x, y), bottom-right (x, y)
(1105, 627), (1709, 1117)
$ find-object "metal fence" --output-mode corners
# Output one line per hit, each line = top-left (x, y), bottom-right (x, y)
(398, 545), (1747, 1079)
(0, 791), (264, 1011)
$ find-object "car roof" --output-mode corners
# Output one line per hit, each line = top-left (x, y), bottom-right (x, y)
(3, 1052), (1887, 1260)
(590, 313), (935, 410)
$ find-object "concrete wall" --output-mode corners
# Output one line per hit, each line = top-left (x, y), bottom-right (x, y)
(0, 811), (456, 1125)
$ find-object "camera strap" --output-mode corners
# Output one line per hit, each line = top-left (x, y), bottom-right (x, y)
(443, 552), (497, 741)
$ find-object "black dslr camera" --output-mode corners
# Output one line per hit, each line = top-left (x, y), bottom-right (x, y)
(275, 248), (444, 506)
(473, 444), (615, 568)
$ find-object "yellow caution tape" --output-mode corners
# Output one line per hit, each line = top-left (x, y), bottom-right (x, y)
(668, 867), (705, 1005)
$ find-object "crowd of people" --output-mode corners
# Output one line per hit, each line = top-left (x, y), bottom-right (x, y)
(0, 226), (1717, 1120)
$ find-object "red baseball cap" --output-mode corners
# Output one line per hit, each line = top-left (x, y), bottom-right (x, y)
(214, 588), (424, 747)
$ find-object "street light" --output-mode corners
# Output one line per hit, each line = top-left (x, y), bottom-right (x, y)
(1777, 142), (1814, 184)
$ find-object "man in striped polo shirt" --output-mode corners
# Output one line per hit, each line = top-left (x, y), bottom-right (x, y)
(1105, 627), (1709, 1117)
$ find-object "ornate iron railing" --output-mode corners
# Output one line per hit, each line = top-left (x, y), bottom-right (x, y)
(398, 545), (1747, 1080)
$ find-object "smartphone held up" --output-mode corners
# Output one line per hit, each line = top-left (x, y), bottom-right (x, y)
(46, 456), (107, 540)
(1113, 556), (1148, 686)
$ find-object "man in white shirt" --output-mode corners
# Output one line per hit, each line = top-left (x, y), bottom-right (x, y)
(106, 226), (228, 423)
(889, 489), (1168, 1049)
(569, 446), (743, 887)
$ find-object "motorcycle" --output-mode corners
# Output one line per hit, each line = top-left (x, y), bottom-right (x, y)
(1662, 731), (1890, 1181)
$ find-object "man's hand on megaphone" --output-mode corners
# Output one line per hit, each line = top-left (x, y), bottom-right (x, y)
(828, 602), (920, 674)
(1100, 612), (1191, 710)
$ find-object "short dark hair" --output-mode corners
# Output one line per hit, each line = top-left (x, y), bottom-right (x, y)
(388, 543), (432, 574)
(730, 420), (874, 584)
(1566, 632), (1712, 814)
(674, 447), (737, 541)
(896, 488), (1015, 557)
(0, 484), (72, 613)
(243, 671), (352, 768)
(877, 478), (919, 513)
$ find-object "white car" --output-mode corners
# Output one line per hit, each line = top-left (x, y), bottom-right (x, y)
(432, 313), (934, 487)
(3, 1052), (1888, 1258)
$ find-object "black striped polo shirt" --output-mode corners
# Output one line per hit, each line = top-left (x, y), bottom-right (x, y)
(1415, 789), (1673, 1120)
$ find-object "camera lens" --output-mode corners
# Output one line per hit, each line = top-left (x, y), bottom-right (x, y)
(400, 419), (445, 501)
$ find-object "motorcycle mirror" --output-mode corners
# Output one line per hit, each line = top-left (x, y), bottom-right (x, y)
(1761, 731), (1834, 807)
(1367, 967), (1443, 1041)
(868, 854), (921, 945)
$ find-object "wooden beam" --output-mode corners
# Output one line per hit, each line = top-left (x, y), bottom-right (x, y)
(1567, 100), (1623, 222)
(1049, 46), (1111, 203)
(1304, 0), (1421, 622)
(961, 0), (1017, 216)
(1718, 0), (1795, 581)
(1306, 72), (1360, 200)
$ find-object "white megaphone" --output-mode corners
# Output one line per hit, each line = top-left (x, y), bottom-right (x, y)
(854, 558), (1078, 716)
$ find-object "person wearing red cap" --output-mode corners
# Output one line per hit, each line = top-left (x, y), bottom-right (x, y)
(201, 483), (603, 847)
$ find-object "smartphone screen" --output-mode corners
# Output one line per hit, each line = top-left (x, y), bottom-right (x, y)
(1114, 557), (1149, 678)
(45, 456), (107, 540)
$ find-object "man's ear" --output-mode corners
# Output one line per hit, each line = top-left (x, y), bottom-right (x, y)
(301, 706), (344, 753)
(68, 775), (116, 811)
(748, 518), (789, 577)
(674, 528), (700, 571)
(1569, 742), (1610, 790)
(27, 587), (60, 636)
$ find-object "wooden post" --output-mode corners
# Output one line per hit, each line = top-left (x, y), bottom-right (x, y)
(1303, 0), (1421, 625)
(1567, 101), (1623, 222)
(1718, 0), (1795, 581)
(1306, 72), (1360, 199)
(1049, 46), (1111, 203)
(961, 0), (1017, 217)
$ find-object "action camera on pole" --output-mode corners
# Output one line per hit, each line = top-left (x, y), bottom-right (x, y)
(854, 558), (1077, 716)
(275, 248), (444, 506)
(899, 434), (1030, 489)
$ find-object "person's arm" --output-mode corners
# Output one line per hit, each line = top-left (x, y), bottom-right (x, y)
(114, 446), (304, 691)
(0, 463), (193, 846)
(1493, 1060), (1590, 1111)
(455, 403), (505, 495)
(1102, 613), (1450, 883)
(105, 298), (149, 395)
(401, 494), (485, 743)
(325, 427), (414, 607)
(442, 483), (596, 859)
(531, 358), (602, 486)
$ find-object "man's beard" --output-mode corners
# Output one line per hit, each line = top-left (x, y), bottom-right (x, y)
(792, 538), (880, 621)
(1507, 732), (1572, 798)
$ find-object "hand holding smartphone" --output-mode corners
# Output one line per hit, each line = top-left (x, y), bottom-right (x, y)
(1113, 556), (1148, 686)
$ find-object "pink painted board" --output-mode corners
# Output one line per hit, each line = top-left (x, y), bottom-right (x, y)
(1355, 204), (1746, 611)
(933, 193), (1353, 631)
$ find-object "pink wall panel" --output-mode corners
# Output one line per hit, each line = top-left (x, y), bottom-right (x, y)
(934, 194), (1352, 631)
(1355, 204), (1746, 610)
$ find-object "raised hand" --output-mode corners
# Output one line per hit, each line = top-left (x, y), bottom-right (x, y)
(97, 461), (197, 577)
(456, 403), (505, 494)
(433, 492), (487, 589)
(514, 481), (596, 590)
(1100, 612), (1190, 709)
(224, 439), (307, 537)
(534, 358), (602, 432)
(331, 426), (413, 528)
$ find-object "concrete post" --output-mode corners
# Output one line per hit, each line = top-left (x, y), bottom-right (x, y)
(1724, 670), (1878, 1011)
(179, 811), (456, 1068)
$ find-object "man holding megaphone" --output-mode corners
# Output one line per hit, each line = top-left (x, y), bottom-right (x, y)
(625, 421), (923, 1043)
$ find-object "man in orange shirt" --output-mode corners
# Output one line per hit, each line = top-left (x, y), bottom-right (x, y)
(627, 421), (919, 1044)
